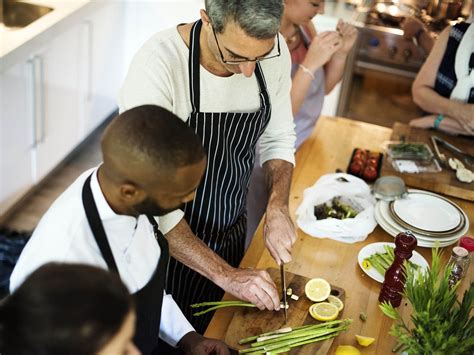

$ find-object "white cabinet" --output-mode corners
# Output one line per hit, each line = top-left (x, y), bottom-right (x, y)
(79, 2), (125, 135)
(31, 24), (82, 181)
(0, 24), (82, 213)
(0, 1), (126, 216)
(0, 61), (35, 215)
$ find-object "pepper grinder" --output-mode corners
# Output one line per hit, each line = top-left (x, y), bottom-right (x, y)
(379, 231), (417, 307)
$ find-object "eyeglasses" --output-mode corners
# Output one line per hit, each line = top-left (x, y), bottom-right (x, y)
(211, 25), (281, 65)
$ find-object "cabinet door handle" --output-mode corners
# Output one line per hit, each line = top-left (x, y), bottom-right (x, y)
(83, 20), (93, 101)
(26, 57), (40, 148)
(34, 55), (46, 144)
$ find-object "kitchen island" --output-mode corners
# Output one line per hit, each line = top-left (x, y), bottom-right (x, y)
(204, 116), (474, 354)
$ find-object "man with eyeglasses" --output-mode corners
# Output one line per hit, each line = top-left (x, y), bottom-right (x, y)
(119, 0), (296, 337)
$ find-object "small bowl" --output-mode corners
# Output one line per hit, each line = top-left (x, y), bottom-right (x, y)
(372, 176), (408, 201)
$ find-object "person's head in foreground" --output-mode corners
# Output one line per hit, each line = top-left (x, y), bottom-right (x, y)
(0, 263), (140, 355)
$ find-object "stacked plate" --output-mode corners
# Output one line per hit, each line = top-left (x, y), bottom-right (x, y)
(375, 189), (469, 248)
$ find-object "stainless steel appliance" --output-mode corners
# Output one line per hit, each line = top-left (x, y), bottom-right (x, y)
(336, 2), (466, 127)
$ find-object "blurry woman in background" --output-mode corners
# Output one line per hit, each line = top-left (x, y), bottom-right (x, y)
(409, 10), (473, 136)
(0, 263), (139, 355)
(246, 0), (358, 242)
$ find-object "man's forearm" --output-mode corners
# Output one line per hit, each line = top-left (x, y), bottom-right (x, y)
(263, 159), (294, 210)
(166, 219), (232, 286)
(165, 218), (282, 310)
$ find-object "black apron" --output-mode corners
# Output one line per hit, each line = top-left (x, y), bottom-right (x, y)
(166, 20), (272, 333)
(82, 174), (169, 355)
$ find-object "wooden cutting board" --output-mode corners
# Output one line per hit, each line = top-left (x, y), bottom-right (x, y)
(381, 123), (474, 201)
(224, 268), (346, 354)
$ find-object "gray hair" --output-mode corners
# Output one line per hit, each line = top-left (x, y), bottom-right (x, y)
(205, 0), (283, 39)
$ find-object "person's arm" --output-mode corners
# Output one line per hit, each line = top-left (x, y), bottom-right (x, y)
(160, 293), (195, 346)
(165, 219), (281, 310)
(409, 114), (471, 135)
(259, 39), (297, 265)
(411, 26), (474, 135)
(178, 332), (229, 355)
(323, 20), (358, 94)
(401, 17), (435, 53)
(262, 159), (296, 265)
(291, 29), (341, 114)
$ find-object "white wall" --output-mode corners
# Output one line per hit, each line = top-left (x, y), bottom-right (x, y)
(123, 0), (204, 72)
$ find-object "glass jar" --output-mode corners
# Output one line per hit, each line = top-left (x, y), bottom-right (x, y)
(447, 246), (470, 289)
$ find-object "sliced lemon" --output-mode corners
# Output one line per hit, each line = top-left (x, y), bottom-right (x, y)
(309, 302), (339, 321)
(362, 259), (371, 269)
(335, 345), (361, 355)
(327, 295), (344, 311)
(305, 278), (331, 302)
(355, 334), (375, 347)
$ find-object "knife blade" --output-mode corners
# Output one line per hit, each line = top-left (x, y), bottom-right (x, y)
(280, 263), (288, 323)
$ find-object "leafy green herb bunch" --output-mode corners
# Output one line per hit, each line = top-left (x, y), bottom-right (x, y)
(379, 247), (474, 354)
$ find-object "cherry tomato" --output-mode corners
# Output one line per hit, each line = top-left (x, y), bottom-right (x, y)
(350, 161), (364, 175)
(363, 165), (378, 182)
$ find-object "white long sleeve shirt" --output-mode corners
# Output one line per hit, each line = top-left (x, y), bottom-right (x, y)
(10, 168), (193, 347)
(118, 24), (296, 233)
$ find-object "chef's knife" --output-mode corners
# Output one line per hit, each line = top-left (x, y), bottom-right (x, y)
(280, 263), (288, 322)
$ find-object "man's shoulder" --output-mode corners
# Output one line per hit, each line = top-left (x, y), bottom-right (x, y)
(260, 33), (291, 78)
(135, 26), (189, 67)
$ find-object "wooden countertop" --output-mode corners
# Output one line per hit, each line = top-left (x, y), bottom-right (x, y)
(204, 116), (474, 354)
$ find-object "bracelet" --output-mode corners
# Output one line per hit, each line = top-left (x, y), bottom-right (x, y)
(299, 64), (315, 80)
(434, 114), (445, 129)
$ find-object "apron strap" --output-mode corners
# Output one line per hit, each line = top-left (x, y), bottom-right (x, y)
(189, 20), (202, 113)
(82, 173), (169, 354)
(254, 62), (270, 105)
(82, 174), (119, 273)
(187, 20), (272, 113)
(146, 215), (169, 271)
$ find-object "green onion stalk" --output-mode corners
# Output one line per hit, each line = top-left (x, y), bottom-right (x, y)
(238, 319), (352, 354)
(190, 300), (256, 316)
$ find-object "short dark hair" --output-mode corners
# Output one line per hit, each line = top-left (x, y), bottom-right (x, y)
(0, 263), (132, 355)
(103, 105), (206, 173)
(205, 0), (283, 39)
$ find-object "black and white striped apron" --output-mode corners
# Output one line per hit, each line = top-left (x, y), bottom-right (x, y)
(166, 20), (272, 333)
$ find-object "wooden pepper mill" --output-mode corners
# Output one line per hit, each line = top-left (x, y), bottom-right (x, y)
(379, 231), (417, 307)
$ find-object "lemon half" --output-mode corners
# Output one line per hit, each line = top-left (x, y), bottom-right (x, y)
(309, 302), (339, 321)
(305, 278), (331, 302)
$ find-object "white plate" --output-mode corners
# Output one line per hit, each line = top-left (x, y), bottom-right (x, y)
(374, 204), (461, 248)
(379, 202), (463, 242)
(358, 242), (429, 283)
(392, 191), (462, 232)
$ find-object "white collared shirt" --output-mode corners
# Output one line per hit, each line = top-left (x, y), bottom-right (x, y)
(10, 167), (193, 346)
